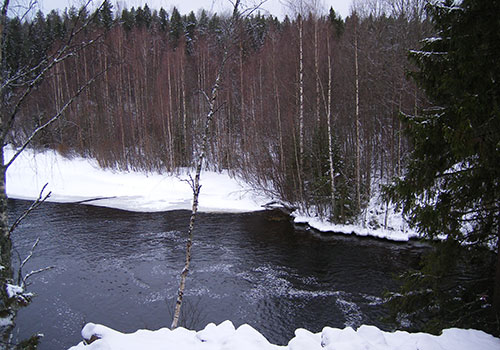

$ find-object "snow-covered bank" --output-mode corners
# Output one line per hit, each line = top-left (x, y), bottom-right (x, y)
(6, 146), (417, 241)
(5, 147), (272, 213)
(293, 195), (419, 242)
(69, 320), (500, 350)
(293, 214), (417, 242)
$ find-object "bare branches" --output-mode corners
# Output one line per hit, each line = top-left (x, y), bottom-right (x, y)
(11, 0), (37, 23)
(16, 237), (54, 290)
(281, 0), (324, 17)
(9, 183), (51, 235)
(17, 237), (39, 285)
(21, 266), (54, 289)
(0, 0), (107, 145)
(5, 66), (108, 169)
(182, 174), (202, 194)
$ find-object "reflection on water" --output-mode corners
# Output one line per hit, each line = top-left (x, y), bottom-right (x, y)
(8, 199), (425, 349)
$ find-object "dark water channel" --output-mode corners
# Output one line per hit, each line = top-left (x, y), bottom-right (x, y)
(9, 199), (426, 349)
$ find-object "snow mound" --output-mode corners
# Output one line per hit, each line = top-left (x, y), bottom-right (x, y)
(68, 321), (500, 350)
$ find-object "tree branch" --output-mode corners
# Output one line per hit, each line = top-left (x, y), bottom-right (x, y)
(0, 0), (107, 144)
(9, 183), (51, 235)
(5, 67), (108, 169)
(17, 237), (39, 286)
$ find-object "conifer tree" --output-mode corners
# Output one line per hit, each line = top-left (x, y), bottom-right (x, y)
(388, 0), (500, 335)
(169, 7), (183, 47)
(158, 8), (168, 32)
(97, 0), (113, 29)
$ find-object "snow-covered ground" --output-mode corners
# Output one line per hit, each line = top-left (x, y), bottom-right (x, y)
(294, 194), (419, 242)
(5, 146), (271, 213)
(6, 146), (418, 241)
(69, 320), (500, 350)
(6, 147), (498, 349)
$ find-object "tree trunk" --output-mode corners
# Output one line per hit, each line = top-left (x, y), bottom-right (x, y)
(272, 38), (285, 174)
(326, 36), (336, 219)
(315, 20), (320, 124)
(167, 56), (175, 171)
(0, 146), (14, 348)
(298, 14), (304, 183)
(171, 57), (226, 330)
(354, 17), (361, 213)
(494, 230), (500, 320)
(297, 14), (305, 204)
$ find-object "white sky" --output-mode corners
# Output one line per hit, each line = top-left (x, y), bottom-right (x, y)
(36, 0), (353, 19)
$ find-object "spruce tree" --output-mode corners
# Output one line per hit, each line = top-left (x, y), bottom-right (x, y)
(169, 7), (183, 47)
(97, 0), (113, 29)
(158, 7), (168, 32)
(387, 0), (500, 335)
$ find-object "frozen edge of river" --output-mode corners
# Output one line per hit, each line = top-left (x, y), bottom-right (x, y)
(5, 146), (416, 241)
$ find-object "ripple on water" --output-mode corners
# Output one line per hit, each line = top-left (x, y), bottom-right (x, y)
(8, 199), (423, 350)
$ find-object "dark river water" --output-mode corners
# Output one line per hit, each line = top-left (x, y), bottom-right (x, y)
(8, 199), (426, 349)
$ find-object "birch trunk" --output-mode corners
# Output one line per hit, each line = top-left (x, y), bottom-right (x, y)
(354, 18), (361, 212)
(272, 38), (285, 174)
(298, 14), (304, 179)
(170, 57), (226, 330)
(315, 20), (320, 124)
(326, 36), (336, 218)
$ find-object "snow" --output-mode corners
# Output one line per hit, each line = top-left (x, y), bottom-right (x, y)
(5, 146), (498, 349)
(6, 283), (24, 298)
(6, 146), (419, 241)
(0, 315), (14, 328)
(67, 321), (500, 350)
(293, 214), (416, 242)
(5, 146), (272, 213)
(293, 193), (419, 242)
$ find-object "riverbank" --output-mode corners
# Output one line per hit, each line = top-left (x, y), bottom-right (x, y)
(5, 146), (271, 213)
(6, 146), (416, 241)
(69, 320), (500, 350)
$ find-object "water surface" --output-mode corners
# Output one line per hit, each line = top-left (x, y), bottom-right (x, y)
(9, 199), (425, 349)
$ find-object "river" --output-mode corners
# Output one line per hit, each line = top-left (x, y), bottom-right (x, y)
(9, 199), (426, 349)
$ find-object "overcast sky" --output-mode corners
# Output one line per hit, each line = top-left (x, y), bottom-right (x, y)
(36, 0), (353, 19)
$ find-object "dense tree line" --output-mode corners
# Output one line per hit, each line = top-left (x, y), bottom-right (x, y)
(7, 0), (431, 222)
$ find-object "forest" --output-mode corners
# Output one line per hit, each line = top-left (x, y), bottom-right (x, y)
(2, 0), (500, 347)
(5, 0), (432, 223)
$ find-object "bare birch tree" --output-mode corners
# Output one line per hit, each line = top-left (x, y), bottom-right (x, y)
(170, 59), (227, 329)
(325, 36), (336, 218)
(170, 0), (262, 329)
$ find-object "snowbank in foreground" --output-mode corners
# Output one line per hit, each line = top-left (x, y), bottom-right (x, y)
(68, 320), (500, 350)
(5, 147), (272, 213)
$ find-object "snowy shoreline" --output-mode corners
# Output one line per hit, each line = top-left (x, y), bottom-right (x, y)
(6, 146), (418, 242)
(5, 146), (272, 213)
(6, 147), (498, 349)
